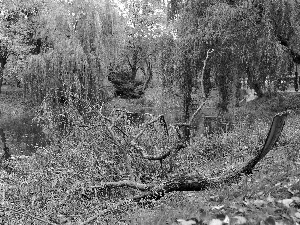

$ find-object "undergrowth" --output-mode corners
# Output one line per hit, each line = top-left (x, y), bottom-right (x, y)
(0, 91), (300, 224)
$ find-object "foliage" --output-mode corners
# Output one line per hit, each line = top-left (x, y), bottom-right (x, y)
(0, 0), (41, 87)
(1, 0), (300, 224)
(108, 0), (168, 98)
(161, 0), (300, 113)
(22, 0), (116, 105)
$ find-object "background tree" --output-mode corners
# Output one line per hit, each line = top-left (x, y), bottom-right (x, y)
(163, 0), (300, 116)
(108, 0), (167, 98)
(0, 1), (37, 92)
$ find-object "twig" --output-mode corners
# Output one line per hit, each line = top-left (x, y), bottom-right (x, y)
(130, 140), (172, 161)
(188, 100), (207, 125)
(199, 49), (214, 98)
(91, 180), (153, 191)
(133, 115), (164, 140)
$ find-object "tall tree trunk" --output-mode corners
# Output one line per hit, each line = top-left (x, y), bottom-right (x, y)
(0, 68), (3, 94)
(0, 128), (10, 160)
(216, 63), (231, 112)
(127, 48), (139, 80)
(0, 58), (6, 94)
(230, 66), (242, 107)
(203, 66), (212, 98)
(181, 56), (193, 141)
(252, 82), (264, 98)
(246, 66), (264, 98)
(142, 60), (153, 91)
(235, 81), (242, 107)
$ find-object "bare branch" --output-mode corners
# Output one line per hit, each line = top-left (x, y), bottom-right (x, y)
(127, 114), (172, 161)
(126, 55), (133, 70)
(188, 100), (207, 125)
(80, 110), (289, 225)
(199, 49), (214, 99)
(91, 180), (153, 191)
(130, 140), (171, 160)
(133, 115), (164, 140)
(132, 111), (290, 203)
(102, 111), (135, 181)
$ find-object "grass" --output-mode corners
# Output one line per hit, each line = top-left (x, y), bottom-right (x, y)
(0, 86), (300, 224)
(109, 91), (300, 224)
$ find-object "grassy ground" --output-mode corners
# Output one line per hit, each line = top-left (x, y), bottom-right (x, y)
(129, 114), (300, 224)
(0, 86), (300, 224)
(121, 90), (300, 224)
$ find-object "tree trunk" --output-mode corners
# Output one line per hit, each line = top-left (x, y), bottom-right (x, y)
(0, 128), (10, 160)
(216, 53), (233, 112)
(128, 48), (139, 80)
(216, 72), (230, 112)
(142, 60), (153, 91)
(0, 62), (4, 94)
(203, 66), (212, 98)
(252, 82), (264, 98)
(0, 72), (3, 94)
(246, 66), (264, 98)
(181, 56), (193, 141)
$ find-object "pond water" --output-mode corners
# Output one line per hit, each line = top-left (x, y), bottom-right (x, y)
(0, 86), (258, 156)
(0, 86), (48, 155)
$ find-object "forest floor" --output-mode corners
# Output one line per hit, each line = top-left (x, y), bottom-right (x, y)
(0, 86), (300, 224)
(132, 92), (300, 225)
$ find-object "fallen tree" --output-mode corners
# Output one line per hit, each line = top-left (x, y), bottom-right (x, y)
(133, 110), (289, 202)
(78, 49), (291, 224)
(86, 48), (291, 200)
(90, 110), (289, 198)
(80, 110), (290, 225)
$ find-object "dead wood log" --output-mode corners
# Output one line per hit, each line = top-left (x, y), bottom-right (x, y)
(131, 110), (289, 203)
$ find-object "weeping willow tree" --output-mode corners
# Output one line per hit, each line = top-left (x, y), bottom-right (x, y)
(164, 0), (300, 114)
(23, 0), (121, 107)
(20, 0), (124, 136)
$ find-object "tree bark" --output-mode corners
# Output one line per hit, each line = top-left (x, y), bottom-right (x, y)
(0, 58), (6, 94)
(142, 60), (153, 91)
(0, 128), (10, 161)
(199, 49), (214, 99)
(180, 55), (193, 141)
(0, 69), (3, 94)
(246, 66), (264, 98)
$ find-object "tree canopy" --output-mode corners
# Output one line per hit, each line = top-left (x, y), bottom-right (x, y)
(162, 0), (300, 114)
(0, 0), (299, 114)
